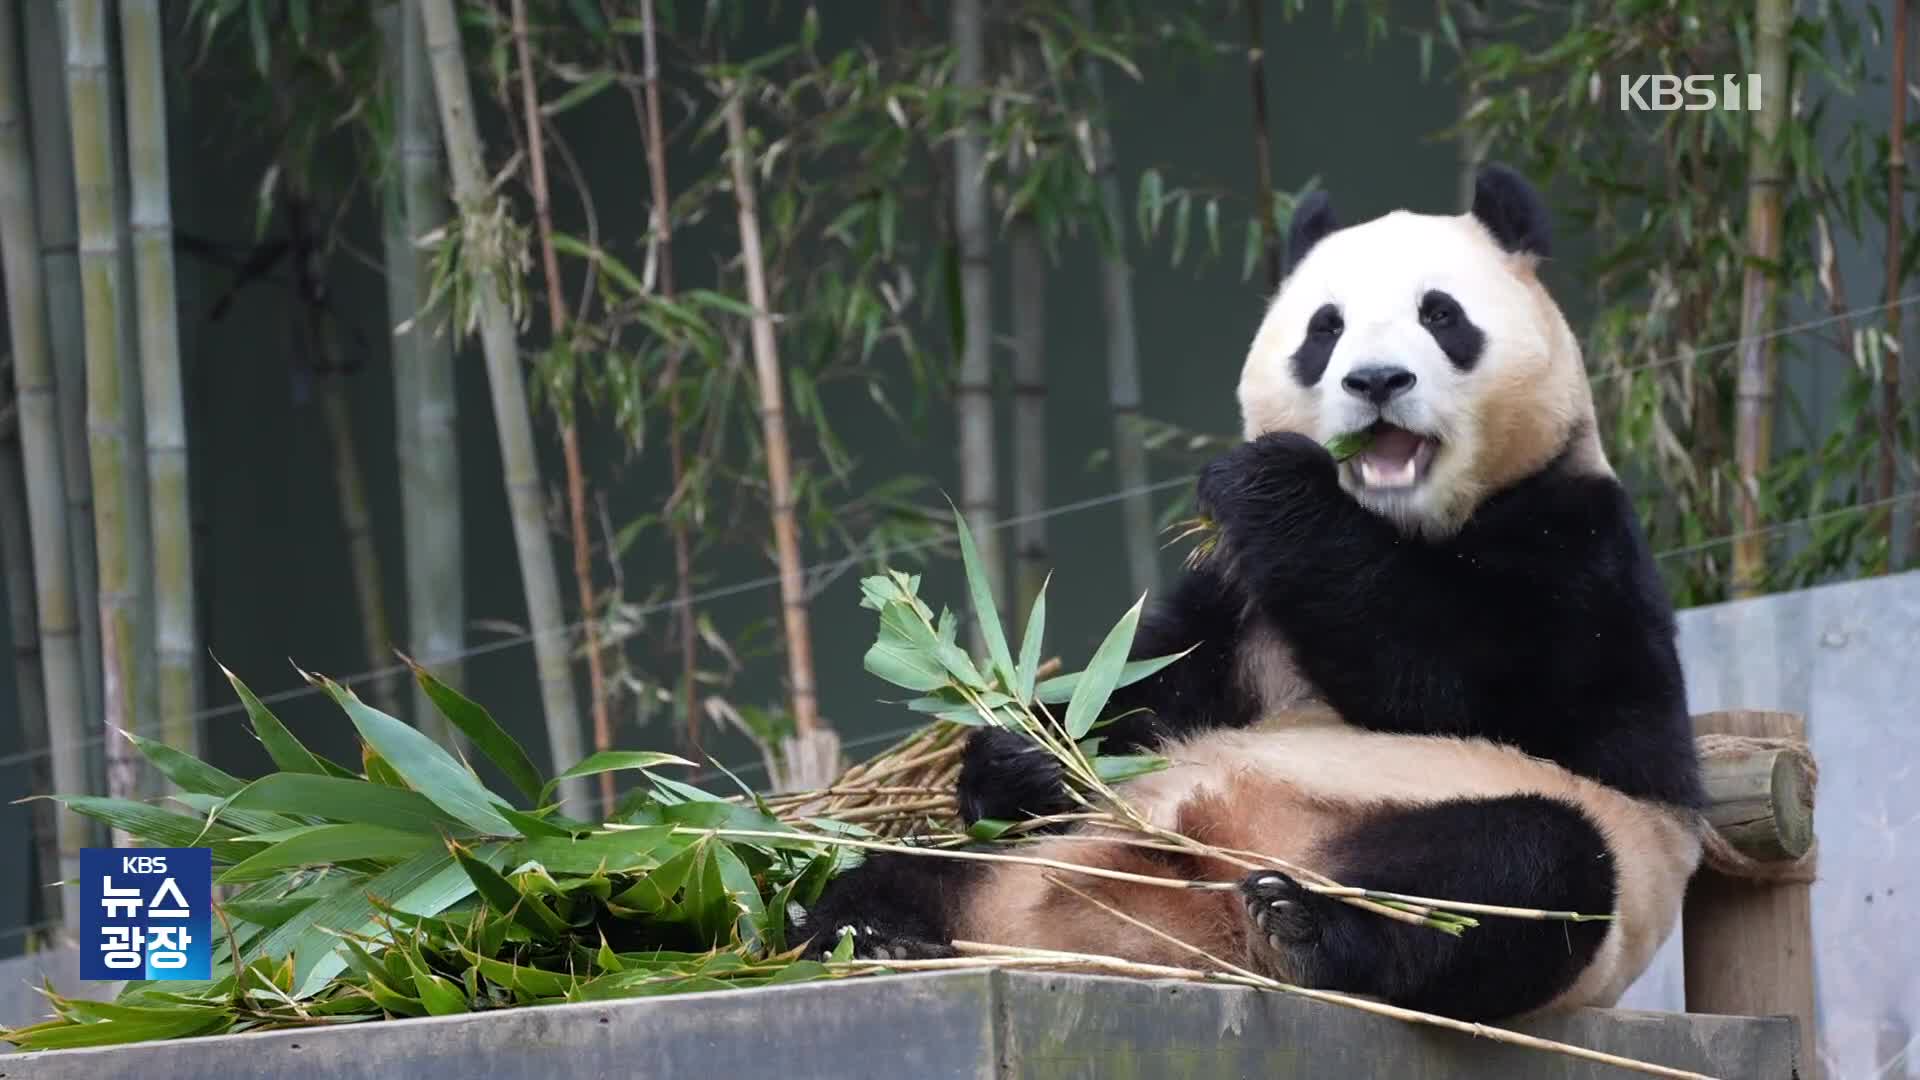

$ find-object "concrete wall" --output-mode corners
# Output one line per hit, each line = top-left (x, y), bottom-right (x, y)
(1618, 568), (1920, 1080)
(4, 970), (1799, 1079)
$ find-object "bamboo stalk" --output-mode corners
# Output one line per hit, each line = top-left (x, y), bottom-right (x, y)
(0, 376), (62, 940)
(509, 0), (614, 814)
(1017, 881), (1711, 1080)
(1067, 0), (1159, 599)
(0, 2), (87, 935)
(22, 0), (104, 759)
(1453, 0), (1491, 211)
(722, 91), (831, 790)
(282, 183), (404, 724)
(1009, 219), (1048, 623)
(1731, 0), (1790, 598)
(636, 0), (702, 757)
(1882, 0), (1908, 571)
(418, 0), (589, 813)
(950, 0), (1003, 647)
(1246, 0), (1279, 290)
(64, 0), (147, 808)
(118, 0), (198, 756)
(377, 0), (464, 747)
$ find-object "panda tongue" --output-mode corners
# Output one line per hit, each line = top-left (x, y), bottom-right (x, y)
(1357, 427), (1425, 488)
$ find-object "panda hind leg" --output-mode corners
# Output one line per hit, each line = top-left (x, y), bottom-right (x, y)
(1241, 794), (1616, 1021)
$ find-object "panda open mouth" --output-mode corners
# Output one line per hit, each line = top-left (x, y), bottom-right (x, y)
(1352, 423), (1438, 490)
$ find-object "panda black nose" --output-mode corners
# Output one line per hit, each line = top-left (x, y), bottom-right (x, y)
(1341, 365), (1417, 405)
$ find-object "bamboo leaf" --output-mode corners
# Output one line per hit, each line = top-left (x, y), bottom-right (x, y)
(453, 846), (568, 940)
(1063, 595), (1147, 738)
(405, 952), (469, 1015)
(541, 71), (614, 117)
(217, 825), (441, 884)
(1015, 573), (1049, 704)
(1092, 753), (1169, 784)
(539, 751), (695, 805)
(123, 731), (244, 797)
(256, 848), (484, 997)
(310, 673), (515, 834)
(57, 797), (243, 851)
(407, 658), (545, 803)
(1034, 646), (1192, 705)
(222, 774), (469, 834)
(951, 507), (1016, 689)
(219, 662), (350, 777)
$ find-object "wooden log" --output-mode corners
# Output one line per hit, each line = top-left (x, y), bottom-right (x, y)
(1697, 739), (1814, 862)
(1684, 709), (1819, 1080)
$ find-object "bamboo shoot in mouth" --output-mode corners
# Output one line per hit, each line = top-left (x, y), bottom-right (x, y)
(1171, 429), (1377, 567)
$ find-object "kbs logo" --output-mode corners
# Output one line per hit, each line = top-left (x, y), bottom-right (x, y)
(1619, 74), (1762, 112)
(79, 847), (212, 981)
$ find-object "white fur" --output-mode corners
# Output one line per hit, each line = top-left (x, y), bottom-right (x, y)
(1236, 210), (1601, 538)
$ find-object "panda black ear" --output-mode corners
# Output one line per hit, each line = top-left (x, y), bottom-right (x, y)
(1470, 163), (1551, 258)
(1285, 190), (1339, 274)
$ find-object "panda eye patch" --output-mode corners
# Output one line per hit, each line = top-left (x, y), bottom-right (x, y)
(1418, 289), (1486, 371)
(1419, 294), (1460, 328)
(1290, 304), (1344, 387)
(1308, 306), (1344, 339)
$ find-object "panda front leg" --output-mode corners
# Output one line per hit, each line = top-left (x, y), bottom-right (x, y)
(1238, 793), (1617, 1021)
(792, 851), (976, 962)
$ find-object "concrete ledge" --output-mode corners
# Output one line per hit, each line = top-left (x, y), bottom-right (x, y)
(5, 970), (1798, 1079)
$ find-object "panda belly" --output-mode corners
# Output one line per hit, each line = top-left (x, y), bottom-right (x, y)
(953, 722), (1701, 1015)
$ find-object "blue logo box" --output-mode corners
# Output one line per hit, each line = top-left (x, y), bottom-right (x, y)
(79, 848), (212, 981)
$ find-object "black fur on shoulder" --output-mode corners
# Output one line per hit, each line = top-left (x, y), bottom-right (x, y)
(1246, 793), (1615, 1020)
(1285, 189), (1340, 275)
(1470, 163), (1551, 257)
(1194, 431), (1701, 807)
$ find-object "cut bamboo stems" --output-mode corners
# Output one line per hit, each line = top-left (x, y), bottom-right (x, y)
(63, 0), (148, 809)
(377, 0), (464, 747)
(1068, 0), (1159, 599)
(118, 0), (198, 756)
(0, 0), (87, 935)
(722, 91), (832, 791)
(950, 0), (1003, 649)
(636, 0), (702, 758)
(418, 0), (588, 813)
(1731, 0), (1790, 597)
(509, 0), (615, 815)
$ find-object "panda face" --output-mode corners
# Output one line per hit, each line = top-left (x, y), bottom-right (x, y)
(1236, 181), (1599, 538)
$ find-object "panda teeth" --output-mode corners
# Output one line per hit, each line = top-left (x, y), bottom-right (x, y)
(1358, 456), (1419, 488)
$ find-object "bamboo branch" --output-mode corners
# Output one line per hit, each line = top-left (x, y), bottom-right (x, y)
(635, 0), (702, 757)
(1731, 0), (1791, 597)
(722, 90), (832, 788)
(119, 0), (199, 756)
(510, 0), (614, 815)
(418, 0), (589, 813)
(377, 0), (464, 748)
(0, 1), (88, 934)
(1020, 880), (1710, 1080)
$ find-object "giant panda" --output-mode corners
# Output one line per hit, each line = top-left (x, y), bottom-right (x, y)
(795, 164), (1705, 1023)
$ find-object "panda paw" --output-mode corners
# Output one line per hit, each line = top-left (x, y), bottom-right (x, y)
(957, 727), (1073, 826)
(1196, 433), (1335, 527)
(793, 913), (956, 963)
(1239, 869), (1324, 952)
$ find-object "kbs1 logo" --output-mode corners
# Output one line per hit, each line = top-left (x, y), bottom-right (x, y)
(80, 848), (212, 981)
(1619, 74), (1762, 112)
